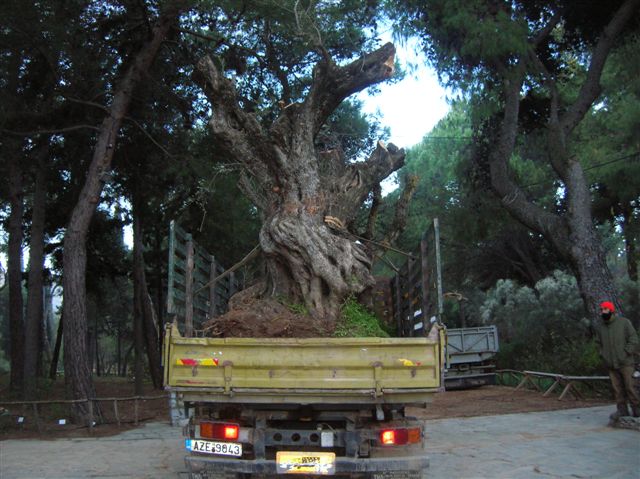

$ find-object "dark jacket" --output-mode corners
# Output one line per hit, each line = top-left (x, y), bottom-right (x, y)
(594, 315), (638, 369)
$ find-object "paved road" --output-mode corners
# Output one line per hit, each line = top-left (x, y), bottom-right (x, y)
(1, 406), (638, 479)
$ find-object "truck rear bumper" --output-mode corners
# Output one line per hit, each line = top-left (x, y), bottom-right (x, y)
(186, 454), (429, 475)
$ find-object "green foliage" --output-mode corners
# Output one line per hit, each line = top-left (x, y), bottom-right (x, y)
(334, 297), (390, 337)
(478, 270), (605, 374)
(277, 296), (309, 316)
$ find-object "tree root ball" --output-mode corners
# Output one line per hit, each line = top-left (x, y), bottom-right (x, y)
(201, 284), (331, 337)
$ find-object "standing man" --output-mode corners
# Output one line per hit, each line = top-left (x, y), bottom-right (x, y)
(594, 301), (639, 418)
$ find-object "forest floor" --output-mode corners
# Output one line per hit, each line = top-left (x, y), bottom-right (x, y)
(0, 378), (613, 441)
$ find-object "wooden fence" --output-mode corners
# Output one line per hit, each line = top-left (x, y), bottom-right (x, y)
(0, 394), (168, 433)
(166, 221), (243, 336)
(497, 369), (611, 400)
(377, 219), (443, 337)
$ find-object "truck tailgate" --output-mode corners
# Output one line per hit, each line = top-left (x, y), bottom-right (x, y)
(163, 324), (444, 404)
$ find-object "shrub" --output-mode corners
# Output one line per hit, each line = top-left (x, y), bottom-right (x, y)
(479, 270), (603, 375)
(335, 296), (390, 337)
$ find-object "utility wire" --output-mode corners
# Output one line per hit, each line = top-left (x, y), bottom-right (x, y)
(523, 151), (640, 189)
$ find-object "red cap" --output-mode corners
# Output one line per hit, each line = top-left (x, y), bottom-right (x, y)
(599, 301), (615, 313)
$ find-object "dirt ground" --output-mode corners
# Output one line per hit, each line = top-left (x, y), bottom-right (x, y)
(415, 384), (610, 419)
(0, 380), (612, 441)
(0, 377), (169, 440)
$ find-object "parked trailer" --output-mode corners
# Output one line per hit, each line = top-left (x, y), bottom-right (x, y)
(444, 325), (499, 390)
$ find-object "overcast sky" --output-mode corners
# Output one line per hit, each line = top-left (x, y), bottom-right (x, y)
(357, 37), (450, 149)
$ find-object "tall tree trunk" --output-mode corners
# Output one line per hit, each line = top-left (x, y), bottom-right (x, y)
(121, 342), (135, 378)
(93, 310), (101, 376)
(24, 144), (48, 399)
(154, 231), (165, 341)
(116, 326), (122, 379)
(61, 2), (187, 424)
(485, 0), (638, 321)
(7, 156), (25, 392)
(132, 205), (163, 389)
(133, 240), (145, 395)
(621, 205), (638, 282)
(49, 311), (63, 381)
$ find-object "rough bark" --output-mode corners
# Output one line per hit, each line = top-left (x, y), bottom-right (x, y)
(24, 143), (49, 399)
(487, 0), (638, 319)
(620, 205), (638, 281)
(132, 205), (163, 390)
(61, 2), (187, 424)
(49, 311), (62, 381)
(7, 156), (25, 391)
(133, 271), (144, 394)
(195, 43), (404, 325)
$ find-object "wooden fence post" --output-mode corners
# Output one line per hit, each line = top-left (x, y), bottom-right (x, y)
(114, 399), (120, 426)
(32, 403), (41, 433)
(185, 234), (194, 337)
(420, 234), (430, 336)
(209, 255), (218, 320)
(88, 400), (94, 431)
(394, 275), (402, 336)
(167, 220), (176, 317)
(433, 218), (443, 320)
(407, 255), (416, 334)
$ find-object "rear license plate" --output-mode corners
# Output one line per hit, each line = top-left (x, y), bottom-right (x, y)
(276, 451), (336, 475)
(185, 439), (242, 456)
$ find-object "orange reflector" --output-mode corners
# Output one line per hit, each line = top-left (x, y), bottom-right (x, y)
(380, 427), (421, 446)
(407, 427), (421, 444)
(200, 422), (239, 440)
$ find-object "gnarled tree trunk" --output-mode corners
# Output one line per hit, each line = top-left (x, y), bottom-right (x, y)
(195, 43), (404, 327)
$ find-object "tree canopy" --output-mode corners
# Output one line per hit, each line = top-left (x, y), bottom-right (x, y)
(0, 0), (638, 412)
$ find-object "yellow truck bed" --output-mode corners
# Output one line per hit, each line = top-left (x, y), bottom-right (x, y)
(163, 323), (444, 405)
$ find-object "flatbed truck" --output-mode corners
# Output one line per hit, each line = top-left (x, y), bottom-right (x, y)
(163, 323), (445, 479)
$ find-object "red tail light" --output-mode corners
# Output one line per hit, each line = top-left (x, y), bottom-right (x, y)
(200, 422), (239, 440)
(379, 427), (421, 446)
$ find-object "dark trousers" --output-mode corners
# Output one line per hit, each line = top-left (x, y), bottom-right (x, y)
(609, 365), (640, 410)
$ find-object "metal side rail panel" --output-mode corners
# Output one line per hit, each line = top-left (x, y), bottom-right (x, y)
(168, 386), (440, 406)
(445, 326), (499, 364)
(163, 323), (445, 400)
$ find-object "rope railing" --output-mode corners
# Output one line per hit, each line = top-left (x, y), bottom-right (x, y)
(496, 369), (610, 401)
(0, 394), (169, 433)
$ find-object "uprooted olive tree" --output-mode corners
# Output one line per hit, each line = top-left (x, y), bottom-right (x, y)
(194, 43), (405, 329)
